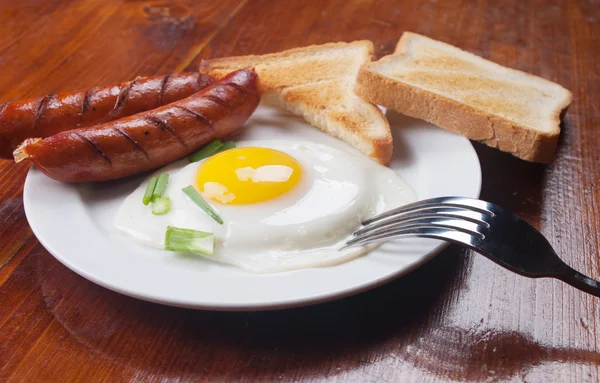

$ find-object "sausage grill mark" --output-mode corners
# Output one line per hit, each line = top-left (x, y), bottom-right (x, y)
(74, 132), (112, 165)
(113, 127), (150, 160)
(146, 116), (187, 147)
(32, 94), (55, 131)
(172, 106), (214, 131)
(111, 79), (138, 117)
(225, 83), (249, 94)
(159, 74), (171, 106)
(81, 86), (96, 117)
(205, 95), (232, 109)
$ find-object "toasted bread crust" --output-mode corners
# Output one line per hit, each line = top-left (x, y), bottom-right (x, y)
(371, 135), (393, 166)
(356, 67), (560, 163)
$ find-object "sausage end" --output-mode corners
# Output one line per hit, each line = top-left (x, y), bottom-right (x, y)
(13, 138), (39, 163)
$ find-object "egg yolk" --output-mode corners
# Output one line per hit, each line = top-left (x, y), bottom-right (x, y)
(196, 147), (302, 205)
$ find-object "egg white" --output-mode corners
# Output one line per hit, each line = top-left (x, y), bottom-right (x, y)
(114, 140), (415, 273)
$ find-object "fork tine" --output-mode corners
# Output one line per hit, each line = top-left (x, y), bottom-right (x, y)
(341, 226), (476, 250)
(362, 197), (495, 226)
(347, 217), (485, 247)
(354, 208), (490, 237)
(355, 217), (487, 240)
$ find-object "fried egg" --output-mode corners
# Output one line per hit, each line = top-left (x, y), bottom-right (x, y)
(114, 140), (415, 273)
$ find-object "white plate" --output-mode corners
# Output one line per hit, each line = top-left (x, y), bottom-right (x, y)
(24, 105), (481, 311)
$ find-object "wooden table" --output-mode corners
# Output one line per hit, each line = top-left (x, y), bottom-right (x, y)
(1, 0), (599, 381)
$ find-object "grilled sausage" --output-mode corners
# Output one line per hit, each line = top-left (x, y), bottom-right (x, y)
(0, 72), (215, 159)
(14, 69), (260, 183)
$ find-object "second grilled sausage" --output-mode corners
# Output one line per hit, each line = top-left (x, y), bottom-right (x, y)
(14, 69), (260, 183)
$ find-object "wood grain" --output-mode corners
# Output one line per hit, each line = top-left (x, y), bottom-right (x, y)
(1, 0), (600, 382)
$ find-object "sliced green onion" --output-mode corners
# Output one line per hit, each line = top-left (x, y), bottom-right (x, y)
(182, 185), (223, 224)
(152, 196), (171, 215)
(142, 176), (158, 205)
(188, 139), (223, 162)
(215, 141), (236, 153)
(152, 173), (169, 201)
(164, 226), (214, 255)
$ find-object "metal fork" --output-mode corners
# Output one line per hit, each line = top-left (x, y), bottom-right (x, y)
(343, 196), (600, 297)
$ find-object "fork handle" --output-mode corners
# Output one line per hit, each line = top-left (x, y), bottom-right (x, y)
(553, 264), (600, 297)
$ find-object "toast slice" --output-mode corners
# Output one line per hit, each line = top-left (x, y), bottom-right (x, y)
(200, 41), (392, 164)
(355, 32), (573, 163)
